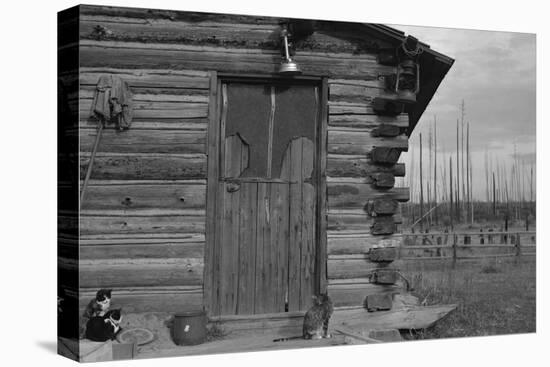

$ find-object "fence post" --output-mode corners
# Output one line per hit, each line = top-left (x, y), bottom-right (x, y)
(397, 237), (402, 260)
(452, 234), (457, 268)
(515, 232), (522, 263)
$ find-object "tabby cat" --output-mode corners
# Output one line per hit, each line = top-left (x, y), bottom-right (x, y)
(85, 309), (123, 342)
(303, 293), (334, 339)
(274, 293), (334, 342)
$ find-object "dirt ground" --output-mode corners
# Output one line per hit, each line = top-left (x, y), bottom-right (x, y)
(116, 257), (536, 355)
(118, 312), (177, 355)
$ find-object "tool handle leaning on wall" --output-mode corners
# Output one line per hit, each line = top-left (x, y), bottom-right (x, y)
(79, 122), (104, 210)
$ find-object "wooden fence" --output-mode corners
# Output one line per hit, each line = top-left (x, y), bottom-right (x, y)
(394, 231), (536, 264)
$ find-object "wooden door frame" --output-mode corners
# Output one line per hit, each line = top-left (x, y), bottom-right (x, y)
(204, 72), (328, 315)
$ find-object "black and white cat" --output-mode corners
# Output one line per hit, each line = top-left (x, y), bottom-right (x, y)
(83, 289), (112, 318)
(85, 308), (123, 342)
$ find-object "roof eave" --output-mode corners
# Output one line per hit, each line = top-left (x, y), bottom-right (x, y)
(363, 24), (455, 135)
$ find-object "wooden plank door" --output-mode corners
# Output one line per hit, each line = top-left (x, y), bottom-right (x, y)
(211, 80), (321, 315)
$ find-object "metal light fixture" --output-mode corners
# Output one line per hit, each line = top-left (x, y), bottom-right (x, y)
(394, 36), (423, 104)
(278, 24), (301, 75)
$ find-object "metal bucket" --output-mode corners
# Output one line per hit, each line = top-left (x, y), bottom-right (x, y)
(172, 310), (207, 346)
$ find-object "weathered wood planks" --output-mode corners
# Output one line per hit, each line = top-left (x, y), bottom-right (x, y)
(327, 178), (409, 210)
(79, 40), (394, 79)
(79, 209), (206, 235)
(327, 255), (400, 280)
(71, 5), (419, 316)
(79, 286), (203, 313)
(81, 180), (206, 210)
(80, 153), (207, 180)
(80, 100), (208, 120)
(328, 128), (408, 155)
(78, 258), (203, 288)
(79, 67), (210, 89)
(77, 235), (205, 260)
(328, 233), (398, 255)
(78, 8), (394, 54)
(327, 154), (405, 178)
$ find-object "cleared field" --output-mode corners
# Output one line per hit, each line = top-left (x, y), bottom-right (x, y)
(401, 257), (536, 339)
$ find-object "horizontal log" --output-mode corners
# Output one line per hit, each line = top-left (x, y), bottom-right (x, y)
(79, 209), (206, 235)
(79, 40), (394, 79)
(79, 5), (281, 24)
(79, 258), (204, 288)
(329, 113), (409, 129)
(78, 13), (393, 53)
(80, 89), (208, 106)
(328, 209), (401, 233)
(58, 215), (78, 235)
(328, 233), (400, 255)
(80, 118), (208, 131)
(79, 232), (206, 241)
(328, 211), (370, 232)
(78, 286), (203, 313)
(329, 101), (378, 115)
(328, 178), (409, 209)
(81, 180), (206, 210)
(329, 77), (384, 88)
(327, 255), (394, 279)
(80, 153), (207, 180)
(78, 241), (205, 260)
(399, 247), (454, 259)
(58, 268), (78, 290)
(328, 128), (408, 155)
(80, 99), (208, 120)
(329, 80), (386, 103)
(79, 67), (210, 89)
(327, 154), (405, 178)
(80, 128), (206, 154)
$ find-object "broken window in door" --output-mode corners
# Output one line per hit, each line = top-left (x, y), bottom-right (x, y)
(223, 82), (318, 180)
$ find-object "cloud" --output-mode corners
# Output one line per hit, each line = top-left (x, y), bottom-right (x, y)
(391, 24), (536, 200)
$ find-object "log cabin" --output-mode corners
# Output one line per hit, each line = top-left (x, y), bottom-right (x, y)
(58, 4), (454, 357)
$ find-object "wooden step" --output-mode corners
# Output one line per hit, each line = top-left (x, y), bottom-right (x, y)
(209, 303), (457, 339)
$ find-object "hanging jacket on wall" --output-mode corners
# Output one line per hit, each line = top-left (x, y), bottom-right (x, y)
(90, 75), (133, 130)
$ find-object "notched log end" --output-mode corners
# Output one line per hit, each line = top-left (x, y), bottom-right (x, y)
(370, 216), (396, 235)
(371, 124), (402, 138)
(365, 198), (399, 216)
(364, 293), (393, 312)
(369, 147), (403, 165)
(370, 172), (395, 189)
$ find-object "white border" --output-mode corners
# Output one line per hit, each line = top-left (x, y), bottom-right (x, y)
(1, 1), (546, 366)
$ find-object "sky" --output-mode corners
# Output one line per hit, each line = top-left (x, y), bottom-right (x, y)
(390, 24), (536, 202)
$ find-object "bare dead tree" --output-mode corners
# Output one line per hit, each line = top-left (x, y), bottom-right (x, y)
(493, 172), (497, 217)
(449, 156), (454, 230)
(433, 116), (438, 226)
(466, 122), (474, 225)
(461, 100), (466, 222)
(456, 119), (460, 222)
(419, 133), (424, 231)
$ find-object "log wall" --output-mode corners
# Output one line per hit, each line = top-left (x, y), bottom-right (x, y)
(74, 5), (410, 312)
